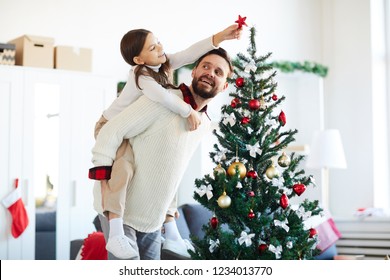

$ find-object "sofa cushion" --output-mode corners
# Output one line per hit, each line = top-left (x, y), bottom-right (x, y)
(175, 206), (191, 240)
(35, 211), (56, 260)
(181, 204), (212, 239)
(36, 211), (56, 231)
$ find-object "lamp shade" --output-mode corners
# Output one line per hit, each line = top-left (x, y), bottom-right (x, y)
(306, 129), (347, 169)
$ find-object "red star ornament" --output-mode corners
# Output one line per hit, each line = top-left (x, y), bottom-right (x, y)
(235, 15), (248, 28)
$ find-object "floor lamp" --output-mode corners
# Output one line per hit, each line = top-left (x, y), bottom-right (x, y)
(306, 129), (347, 210)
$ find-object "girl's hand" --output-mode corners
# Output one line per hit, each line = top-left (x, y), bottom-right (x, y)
(187, 109), (202, 131)
(213, 24), (243, 46)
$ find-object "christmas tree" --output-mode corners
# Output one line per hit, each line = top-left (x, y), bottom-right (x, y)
(191, 25), (323, 260)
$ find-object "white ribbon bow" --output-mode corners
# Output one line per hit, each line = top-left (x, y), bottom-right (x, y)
(246, 126), (254, 134)
(222, 112), (236, 127)
(246, 143), (262, 158)
(244, 61), (257, 73)
(271, 177), (285, 188)
(196, 184), (213, 200)
(209, 239), (220, 253)
(238, 231), (255, 247)
(296, 206), (312, 221)
(274, 218), (290, 232)
(213, 149), (227, 162)
(269, 244), (283, 259)
(265, 116), (277, 127)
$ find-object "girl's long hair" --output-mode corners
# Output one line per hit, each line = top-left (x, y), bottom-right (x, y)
(120, 29), (175, 89)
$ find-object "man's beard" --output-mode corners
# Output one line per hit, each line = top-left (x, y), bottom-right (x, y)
(191, 76), (219, 99)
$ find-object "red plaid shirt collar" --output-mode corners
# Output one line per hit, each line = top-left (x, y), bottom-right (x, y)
(179, 83), (209, 116)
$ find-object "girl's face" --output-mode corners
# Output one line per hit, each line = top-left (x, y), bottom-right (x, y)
(134, 33), (166, 66)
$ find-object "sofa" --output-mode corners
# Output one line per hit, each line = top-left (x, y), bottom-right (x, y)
(162, 203), (338, 260)
(35, 210), (56, 260)
(70, 203), (337, 260)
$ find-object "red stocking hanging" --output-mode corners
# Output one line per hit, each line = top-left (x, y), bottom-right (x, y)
(2, 179), (29, 238)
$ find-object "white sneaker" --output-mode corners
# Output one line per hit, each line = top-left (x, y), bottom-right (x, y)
(106, 235), (138, 259)
(162, 238), (195, 259)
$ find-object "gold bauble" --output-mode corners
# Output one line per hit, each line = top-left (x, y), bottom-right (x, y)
(278, 152), (291, 168)
(217, 191), (231, 208)
(213, 164), (226, 176)
(227, 161), (247, 179)
(265, 165), (279, 179)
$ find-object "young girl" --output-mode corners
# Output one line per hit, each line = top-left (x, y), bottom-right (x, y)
(92, 24), (242, 259)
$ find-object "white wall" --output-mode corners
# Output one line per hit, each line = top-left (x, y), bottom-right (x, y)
(0, 0), (323, 80)
(321, 0), (377, 217)
(0, 0), (381, 218)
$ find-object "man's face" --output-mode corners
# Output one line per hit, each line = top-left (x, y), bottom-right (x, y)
(191, 54), (230, 99)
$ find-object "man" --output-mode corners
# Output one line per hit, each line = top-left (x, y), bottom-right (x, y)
(89, 47), (233, 260)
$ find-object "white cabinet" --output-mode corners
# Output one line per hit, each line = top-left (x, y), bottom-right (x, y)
(0, 65), (116, 259)
(0, 66), (34, 260)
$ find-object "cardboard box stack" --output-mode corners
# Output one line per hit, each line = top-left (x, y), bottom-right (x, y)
(55, 46), (92, 72)
(8, 35), (54, 68)
(0, 43), (16, 65)
(6, 34), (92, 72)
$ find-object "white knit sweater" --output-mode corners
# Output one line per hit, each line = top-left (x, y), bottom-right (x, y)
(92, 89), (211, 232)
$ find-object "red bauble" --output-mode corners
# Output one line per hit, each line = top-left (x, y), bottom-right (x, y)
(246, 170), (258, 179)
(231, 97), (241, 108)
(248, 99), (260, 110)
(247, 191), (255, 197)
(258, 244), (268, 254)
(248, 209), (255, 219)
(241, 117), (250, 125)
(210, 216), (219, 229)
(309, 228), (317, 238)
(272, 94), (278, 101)
(293, 183), (306, 196)
(278, 111), (286, 126)
(235, 77), (245, 87)
(280, 193), (289, 209)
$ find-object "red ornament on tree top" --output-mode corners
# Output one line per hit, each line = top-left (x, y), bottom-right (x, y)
(235, 15), (248, 29)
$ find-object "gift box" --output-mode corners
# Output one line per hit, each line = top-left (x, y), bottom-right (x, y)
(0, 43), (16, 65)
(55, 46), (92, 72)
(8, 35), (54, 68)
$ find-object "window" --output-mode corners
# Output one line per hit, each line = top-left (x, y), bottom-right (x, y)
(371, 0), (390, 208)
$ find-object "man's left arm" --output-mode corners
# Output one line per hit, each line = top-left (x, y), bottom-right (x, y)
(89, 96), (164, 180)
